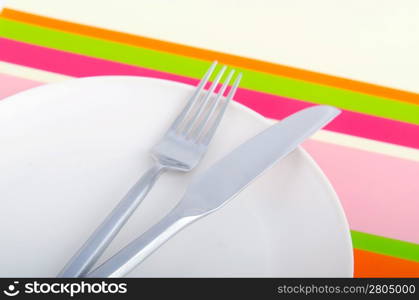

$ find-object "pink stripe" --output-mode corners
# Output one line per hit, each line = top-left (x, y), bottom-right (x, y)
(0, 73), (42, 98)
(2, 66), (419, 244)
(1, 37), (419, 150)
(303, 139), (419, 244)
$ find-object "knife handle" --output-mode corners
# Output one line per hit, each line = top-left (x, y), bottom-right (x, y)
(85, 206), (200, 277)
(58, 164), (166, 278)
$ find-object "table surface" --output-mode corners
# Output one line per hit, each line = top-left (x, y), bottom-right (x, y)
(0, 0), (418, 277)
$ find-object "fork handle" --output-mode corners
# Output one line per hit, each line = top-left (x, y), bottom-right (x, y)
(57, 164), (166, 278)
(85, 206), (201, 277)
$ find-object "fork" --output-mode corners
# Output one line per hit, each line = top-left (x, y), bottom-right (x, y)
(58, 61), (242, 277)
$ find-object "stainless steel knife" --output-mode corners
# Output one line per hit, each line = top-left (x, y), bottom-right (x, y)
(86, 105), (340, 277)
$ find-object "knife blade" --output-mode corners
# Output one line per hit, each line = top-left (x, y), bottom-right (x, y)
(86, 105), (340, 277)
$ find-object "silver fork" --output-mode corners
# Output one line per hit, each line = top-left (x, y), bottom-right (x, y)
(58, 61), (242, 277)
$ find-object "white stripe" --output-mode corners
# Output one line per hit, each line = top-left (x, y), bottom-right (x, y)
(1, 61), (419, 163)
(0, 61), (72, 82)
(311, 130), (419, 162)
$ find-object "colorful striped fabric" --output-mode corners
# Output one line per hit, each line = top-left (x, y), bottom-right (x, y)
(0, 8), (418, 277)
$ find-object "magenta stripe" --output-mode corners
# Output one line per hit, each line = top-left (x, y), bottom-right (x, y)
(1, 37), (418, 149)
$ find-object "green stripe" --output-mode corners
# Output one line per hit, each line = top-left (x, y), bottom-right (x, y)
(1, 18), (419, 125)
(351, 230), (419, 262)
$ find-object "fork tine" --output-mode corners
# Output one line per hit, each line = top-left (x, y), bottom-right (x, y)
(201, 72), (242, 145)
(192, 69), (235, 140)
(182, 65), (227, 136)
(169, 61), (217, 131)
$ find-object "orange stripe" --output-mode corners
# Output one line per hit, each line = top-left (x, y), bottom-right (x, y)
(3, 8), (419, 106)
(354, 249), (419, 278)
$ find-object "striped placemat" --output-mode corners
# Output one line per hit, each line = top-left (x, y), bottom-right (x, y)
(0, 7), (418, 277)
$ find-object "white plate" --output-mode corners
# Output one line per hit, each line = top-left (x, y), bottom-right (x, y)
(0, 76), (353, 277)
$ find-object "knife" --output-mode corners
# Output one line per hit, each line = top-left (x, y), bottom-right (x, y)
(86, 105), (340, 277)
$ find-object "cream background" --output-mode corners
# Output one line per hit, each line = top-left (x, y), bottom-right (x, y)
(5, 0), (419, 93)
